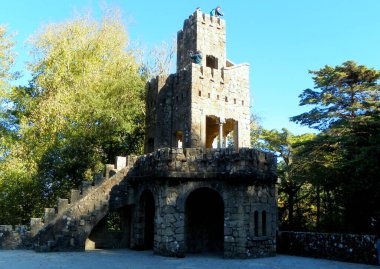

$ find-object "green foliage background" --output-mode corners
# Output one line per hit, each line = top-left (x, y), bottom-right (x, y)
(0, 13), (146, 224)
(253, 61), (380, 233)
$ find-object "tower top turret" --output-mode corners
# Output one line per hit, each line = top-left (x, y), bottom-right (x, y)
(177, 10), (226, 71)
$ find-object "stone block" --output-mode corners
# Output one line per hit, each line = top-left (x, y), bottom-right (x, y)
(44, 208), (56, 223)
(57, 198), (69, 214)
(30, 218), (43, 236)
(105, 164), (115, 180)
(224, 236), (235, 243)
(115, 156), (127, 170)
(70, 189), (81, 204)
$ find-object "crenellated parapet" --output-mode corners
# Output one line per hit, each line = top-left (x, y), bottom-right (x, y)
(128, 148), (277, 182)
(177, 10), (226, 71)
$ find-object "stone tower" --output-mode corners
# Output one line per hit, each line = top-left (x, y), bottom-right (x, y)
(145, 10), (250, 153)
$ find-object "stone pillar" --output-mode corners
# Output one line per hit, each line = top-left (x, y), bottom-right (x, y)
(218, 123), (223, 149)
(154, 198), (184, 257)
(200, 114), (206, 148)
(234, 121), (239, 150)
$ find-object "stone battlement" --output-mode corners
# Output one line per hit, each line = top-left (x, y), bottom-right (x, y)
(181, 10), (226, 35)
(125, 148), (276, 182)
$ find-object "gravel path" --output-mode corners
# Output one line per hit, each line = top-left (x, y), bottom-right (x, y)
(0, 249), (377, 269)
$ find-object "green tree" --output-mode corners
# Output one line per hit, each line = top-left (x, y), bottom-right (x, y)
(0, 26), (42, 224)
(0, 25), (17, 155)
(0, 12), (147, 224)
(291, 61), (380, 232)
(259, 128), (317, 230)
(250, 114), (263, 149)
(291, 61), (380, 130)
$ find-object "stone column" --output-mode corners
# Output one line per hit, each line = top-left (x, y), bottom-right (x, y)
(200, 114), (206, 148)
(218, 122), (223, 149)
(234, 121), (239, 150)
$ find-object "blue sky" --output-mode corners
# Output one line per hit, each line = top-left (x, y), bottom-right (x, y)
(1, 0), (379, 135)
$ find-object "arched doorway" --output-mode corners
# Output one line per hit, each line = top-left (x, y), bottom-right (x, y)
(139, 190), (155, 249)
(185, 188), (224, 253)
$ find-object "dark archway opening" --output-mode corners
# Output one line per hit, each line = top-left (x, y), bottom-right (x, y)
(85, 206), (132, 250)
(185, 188), (224, 253)
(140, 190), (155, 250)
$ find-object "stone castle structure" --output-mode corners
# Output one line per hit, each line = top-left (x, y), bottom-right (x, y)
(1, 11), (277, 259)
(145, 11), (250, 152)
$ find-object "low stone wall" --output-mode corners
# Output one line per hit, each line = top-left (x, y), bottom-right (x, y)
(0, 225), (32, 250)
(277, 231), (377, 265)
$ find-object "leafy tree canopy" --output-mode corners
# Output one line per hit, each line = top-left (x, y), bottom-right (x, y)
(0, 11), (147, 224)
(291, 61), (380, 130)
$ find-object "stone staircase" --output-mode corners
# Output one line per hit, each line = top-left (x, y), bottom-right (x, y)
(31, 155), (137, 252)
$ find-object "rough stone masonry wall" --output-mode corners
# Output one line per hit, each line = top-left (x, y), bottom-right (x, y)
(177, 10), (226, 71)
(190, 62), (250, 149)
(131, 179), (277, 258)
(128, 148), (277, 258)
(0, 225), (32, 250)
(145, 69), (193, 152)
(277, 231), (378, 265)
(128, 147), (276, 181)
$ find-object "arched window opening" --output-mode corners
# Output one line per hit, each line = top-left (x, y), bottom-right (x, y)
(262, 211), (267, 236)
(254, 210), (259, 237)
